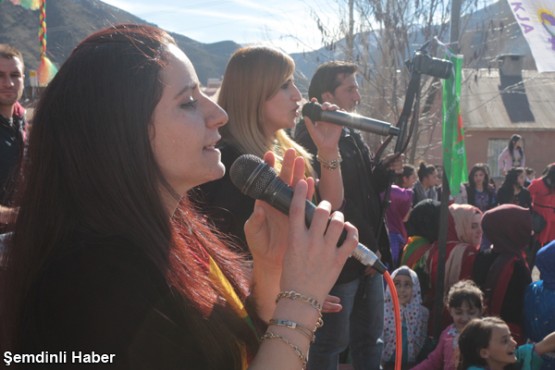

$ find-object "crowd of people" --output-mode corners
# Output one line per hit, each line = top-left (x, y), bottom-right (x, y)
(0, 22), (554, 370)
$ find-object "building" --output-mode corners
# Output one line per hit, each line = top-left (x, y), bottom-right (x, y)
(461, 55), (555, 183)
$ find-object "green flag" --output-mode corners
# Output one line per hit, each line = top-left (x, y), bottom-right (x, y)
(442, 54), (467, 196)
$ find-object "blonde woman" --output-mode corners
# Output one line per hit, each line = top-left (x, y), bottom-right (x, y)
(197, 46), (344, 253)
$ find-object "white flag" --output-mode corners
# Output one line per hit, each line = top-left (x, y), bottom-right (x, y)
(507, 0), (555, 72)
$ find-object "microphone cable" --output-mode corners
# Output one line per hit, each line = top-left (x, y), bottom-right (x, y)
(384, 270), (403, 370)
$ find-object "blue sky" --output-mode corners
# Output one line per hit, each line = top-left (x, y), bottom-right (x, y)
(100, 0), (339, 53)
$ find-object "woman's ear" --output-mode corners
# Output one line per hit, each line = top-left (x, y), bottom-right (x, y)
(479, 347), (489, 360)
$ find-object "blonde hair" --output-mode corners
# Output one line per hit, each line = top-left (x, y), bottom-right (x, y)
(218, 45), (313, 174)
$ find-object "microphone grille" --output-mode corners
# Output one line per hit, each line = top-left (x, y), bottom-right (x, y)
(229, 154), (277, 199)
(301, 102), (322, 121)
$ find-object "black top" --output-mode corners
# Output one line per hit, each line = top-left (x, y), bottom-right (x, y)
(472, 249), (531, 329)
(294, 121), (392, 283)
(18, 231), (255, 369)
(497, 186), (532, 209)
(195, 144), (253, 254)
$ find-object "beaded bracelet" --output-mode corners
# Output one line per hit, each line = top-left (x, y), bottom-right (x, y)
(316, 153), (342, 170)
(269, 318), (316, 342)
(261, 331), (307, 369)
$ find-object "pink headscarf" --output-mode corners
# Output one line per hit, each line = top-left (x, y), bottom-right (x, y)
(449, 204), (482, 247)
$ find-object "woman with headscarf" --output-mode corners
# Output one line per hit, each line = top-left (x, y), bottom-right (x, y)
(382, 266), (429, 369)
(426, 204), (483, 328)
(401, 199), (457, 310)
(441, 204), (483, 294)
(472, 204), (532, 345)
(524, 240), (555, 369)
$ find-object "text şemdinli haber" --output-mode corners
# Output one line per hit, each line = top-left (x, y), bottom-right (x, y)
(3, 351), (116, 366)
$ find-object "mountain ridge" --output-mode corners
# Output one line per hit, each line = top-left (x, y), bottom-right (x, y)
(0, 0), (533, 89)
(0, 0), (241, 85)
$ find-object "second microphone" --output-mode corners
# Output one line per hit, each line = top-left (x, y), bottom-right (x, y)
(229, 153), (387, 274)
(302, 101), (399, 137)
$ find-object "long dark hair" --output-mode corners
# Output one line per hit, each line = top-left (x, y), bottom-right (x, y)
(1, 24), (257, 364)
(508, 134), (523, 161)
(500, 167), (524, 192)
(542, 163), (555, 191)
(458, 317), (517, 370)
(466, 163), (495, 207)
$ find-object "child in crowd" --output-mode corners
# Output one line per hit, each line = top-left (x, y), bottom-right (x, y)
(382, 266), (429, 369)
(411, 280), (484, 370)
(458, 316), (555, 370)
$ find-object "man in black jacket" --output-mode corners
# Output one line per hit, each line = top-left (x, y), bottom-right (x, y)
(295, 61), (396, 370)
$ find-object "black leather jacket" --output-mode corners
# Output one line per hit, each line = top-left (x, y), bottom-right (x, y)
(294, 120), (392, 283)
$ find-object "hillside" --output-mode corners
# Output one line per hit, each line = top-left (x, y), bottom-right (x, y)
(0, 0), (240, 85)
(0, 0), (534, 90)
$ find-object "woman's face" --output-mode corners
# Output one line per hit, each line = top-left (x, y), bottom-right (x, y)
(403, 172), (417, 189)
(480, 324), (518, 368)
(473, 170), (485, 187)
(469, 213), (483, 247)
(514, 139), (522, 149)
(150, 44), (228, 200)
(423, 170), (438, 188)
(262, 76), (302, 138)
(393, 274), (413, 307)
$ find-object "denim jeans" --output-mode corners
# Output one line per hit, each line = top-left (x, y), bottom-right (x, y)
(307, 273), (385, 370)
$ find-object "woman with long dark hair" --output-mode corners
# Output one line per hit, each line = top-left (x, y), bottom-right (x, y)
(461, 163), (497, 213)
(498, 134), (525, 176)
(497, 167), (531, 208)
(0, 24), (357, 369)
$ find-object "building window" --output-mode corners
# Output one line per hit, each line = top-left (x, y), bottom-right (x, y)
(487, 138), (507, 179)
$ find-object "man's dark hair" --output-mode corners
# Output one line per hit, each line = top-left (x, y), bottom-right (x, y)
(0, 44), (24, 70)
(308, 61), (358, 103)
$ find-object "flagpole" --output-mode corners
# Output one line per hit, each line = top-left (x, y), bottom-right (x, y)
(432, 0), (463, 340)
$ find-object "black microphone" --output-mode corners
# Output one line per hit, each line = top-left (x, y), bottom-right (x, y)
(229, 154), (387, 274)
(302, 102), (400, 137)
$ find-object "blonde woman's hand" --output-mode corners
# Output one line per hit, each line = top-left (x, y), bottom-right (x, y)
(303, 99), (343, 158)
(322, 294), (343, 313)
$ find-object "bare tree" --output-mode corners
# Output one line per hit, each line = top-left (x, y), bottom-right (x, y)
(309, 0), (492, 163)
